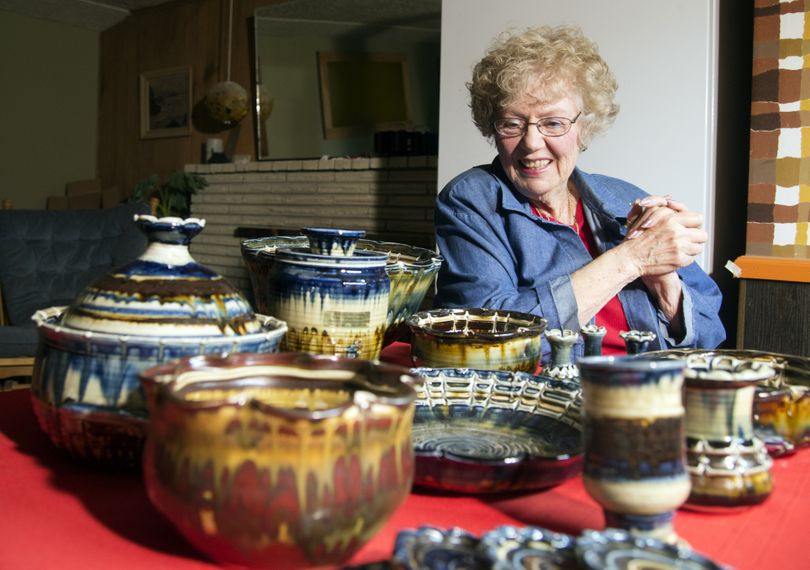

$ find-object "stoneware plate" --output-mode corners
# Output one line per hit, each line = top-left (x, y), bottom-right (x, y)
(575, 529), (730, 570)
(409, 367), (583, 494)
(393, 526), (490, 570)
(480, 525), (578, 570)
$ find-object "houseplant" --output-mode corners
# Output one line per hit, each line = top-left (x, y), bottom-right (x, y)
(131, 171), (207, 218)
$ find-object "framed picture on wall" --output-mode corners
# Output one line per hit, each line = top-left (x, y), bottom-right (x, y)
(317, 52), (412, 139)
(139, 67), (192, 139)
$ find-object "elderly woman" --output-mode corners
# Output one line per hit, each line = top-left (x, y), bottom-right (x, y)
(433, 26), (725, 358)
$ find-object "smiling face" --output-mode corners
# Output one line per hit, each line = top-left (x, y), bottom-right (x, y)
(495, 90), (583, 205)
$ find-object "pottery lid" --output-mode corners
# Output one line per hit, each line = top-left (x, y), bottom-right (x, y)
(60, 215), (263, 337)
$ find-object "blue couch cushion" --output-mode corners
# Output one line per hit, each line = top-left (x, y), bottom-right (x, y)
(0, 324), (38, 357)
(0, 203), (149, 327)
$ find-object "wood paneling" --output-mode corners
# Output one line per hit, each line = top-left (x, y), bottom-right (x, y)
(98, 0), (277, 201)
(738, 279), (810, 356)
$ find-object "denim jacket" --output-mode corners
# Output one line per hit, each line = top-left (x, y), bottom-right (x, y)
(433, 159), (726, 362)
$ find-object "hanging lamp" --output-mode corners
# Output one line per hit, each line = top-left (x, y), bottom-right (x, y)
(204, 0), (249, 125)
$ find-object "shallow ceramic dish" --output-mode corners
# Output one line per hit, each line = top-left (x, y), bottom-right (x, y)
(409, 367), (582, 494)
(480, 525), (578, 570)
(645, 348), (810, 456)
(140, 352), (419, 569)
(407, 308), (547, 372)
(393, 526), (490, 570)
(575, 528), (729, 570)
(393, 525), (578, 570)
(241, 235), (442, 345)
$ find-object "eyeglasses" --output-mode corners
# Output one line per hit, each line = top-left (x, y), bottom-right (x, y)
(493, 112), (582, 138)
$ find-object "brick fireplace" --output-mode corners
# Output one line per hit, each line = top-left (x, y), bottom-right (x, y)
(185, 156), (439, 302)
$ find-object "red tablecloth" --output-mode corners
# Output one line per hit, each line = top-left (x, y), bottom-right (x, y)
(1, 344), (808, 569)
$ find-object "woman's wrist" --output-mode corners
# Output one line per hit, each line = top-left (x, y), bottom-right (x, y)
(642, 273), (685, 338)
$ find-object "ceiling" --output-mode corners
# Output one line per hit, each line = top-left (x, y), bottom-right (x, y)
(0, 0), (175, 31)
(256, 0), (441, 30)
(0, 0), (442, 32)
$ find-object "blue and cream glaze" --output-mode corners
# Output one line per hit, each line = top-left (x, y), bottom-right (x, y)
(268, 247), (390, 359)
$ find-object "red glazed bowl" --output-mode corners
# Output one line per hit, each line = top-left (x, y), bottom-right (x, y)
(139, 352), (419, 569)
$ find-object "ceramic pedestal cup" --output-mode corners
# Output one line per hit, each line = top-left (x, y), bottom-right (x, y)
(683, 355), (775, 507)
(578, 356), (690, 544)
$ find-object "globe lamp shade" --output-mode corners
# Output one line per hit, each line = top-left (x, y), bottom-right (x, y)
(205, 80), (249, 124)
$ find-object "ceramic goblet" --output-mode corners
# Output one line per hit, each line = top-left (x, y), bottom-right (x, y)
(578, 356), (690, 544)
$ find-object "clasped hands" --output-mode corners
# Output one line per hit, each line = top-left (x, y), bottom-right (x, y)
(622, 195), (707, 278)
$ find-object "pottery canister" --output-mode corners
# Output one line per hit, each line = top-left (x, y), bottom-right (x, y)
(683, 355), (775, 507)
(578, 356), (690, 544)
(30, 215), (287, 468)
(267, 243), (390, 360)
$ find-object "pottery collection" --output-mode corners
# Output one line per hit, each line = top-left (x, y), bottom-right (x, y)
(140, 352), (418, 569)
(20, 215), (809, 569)
(30, 216), (287, 468)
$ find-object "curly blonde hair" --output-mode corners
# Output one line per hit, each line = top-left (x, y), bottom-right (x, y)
(468, 26), (619, 147)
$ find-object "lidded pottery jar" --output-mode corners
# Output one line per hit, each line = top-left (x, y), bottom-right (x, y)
(31, 215), (287, 468)
(267, 227), (390, 359)
(139, 352), (418, 569)
(682, 354), (775, 507)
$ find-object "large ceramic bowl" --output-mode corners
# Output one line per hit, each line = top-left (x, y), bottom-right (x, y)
(644, 348), (810, 456)
(407, 308), (547, 372)
(241, 235), (442, 345)
(30, 216), (288, 469)
(140, 352), (419, 569)
(409, 367), (582, 494)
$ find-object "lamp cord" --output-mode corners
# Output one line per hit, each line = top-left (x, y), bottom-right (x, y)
(226, 0), (233, 82)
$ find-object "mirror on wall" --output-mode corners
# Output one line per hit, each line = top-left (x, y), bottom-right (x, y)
(253, 0), (441, 161)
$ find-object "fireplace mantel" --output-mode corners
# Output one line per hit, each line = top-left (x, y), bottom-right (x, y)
(185, 156), (438, 303)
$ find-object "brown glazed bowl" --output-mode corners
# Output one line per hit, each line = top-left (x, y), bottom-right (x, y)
(407, 308), (547, 372)
(139, 352), (419, 569)
(645, 348), (810, 456)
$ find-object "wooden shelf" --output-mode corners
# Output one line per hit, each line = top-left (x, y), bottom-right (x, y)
(732, 255), (810, 284)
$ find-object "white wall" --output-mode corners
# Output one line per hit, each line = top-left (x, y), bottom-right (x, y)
(438, 0), (718, 268)
(0, 11), (99, 210)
